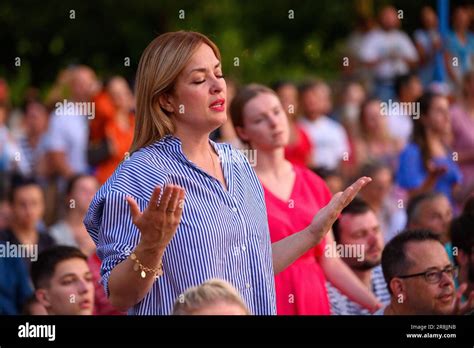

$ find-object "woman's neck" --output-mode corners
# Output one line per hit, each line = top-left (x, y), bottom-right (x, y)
(425, 129), (444, 147)
(254, 147), (289, 177)
(174, 129), (213, 162)
(425, 129), (448, 158)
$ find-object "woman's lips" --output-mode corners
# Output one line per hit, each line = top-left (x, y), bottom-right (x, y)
(209, 99), (225, 112)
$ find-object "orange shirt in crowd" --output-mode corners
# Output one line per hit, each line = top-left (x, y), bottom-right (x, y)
(95, 113), (135, 184)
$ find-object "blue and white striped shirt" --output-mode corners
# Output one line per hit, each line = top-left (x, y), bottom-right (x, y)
(84, 135), (276, 315)
(326, 265), (390, 315)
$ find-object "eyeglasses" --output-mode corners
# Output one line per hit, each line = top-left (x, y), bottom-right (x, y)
(397, 265), (459, 284)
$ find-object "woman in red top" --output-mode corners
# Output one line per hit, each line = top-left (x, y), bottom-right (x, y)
(230, 84), (381, 315)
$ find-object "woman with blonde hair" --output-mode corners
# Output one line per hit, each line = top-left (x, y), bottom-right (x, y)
(173, 279), (250, 315)
(355, 98), (403, 173)
(85, 31), (372, 315)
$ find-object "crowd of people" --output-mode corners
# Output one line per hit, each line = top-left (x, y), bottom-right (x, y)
(1, 4), (474, 316)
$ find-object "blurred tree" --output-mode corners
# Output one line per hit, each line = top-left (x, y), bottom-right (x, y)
(0, 0), (429, 105)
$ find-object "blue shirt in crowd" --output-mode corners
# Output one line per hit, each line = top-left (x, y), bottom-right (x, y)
(396, 142), (462, 203)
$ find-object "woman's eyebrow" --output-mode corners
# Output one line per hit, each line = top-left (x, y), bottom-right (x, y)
(189, 62), (221, 74)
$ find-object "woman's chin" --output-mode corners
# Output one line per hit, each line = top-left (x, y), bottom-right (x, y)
(208, 112), (227, 128)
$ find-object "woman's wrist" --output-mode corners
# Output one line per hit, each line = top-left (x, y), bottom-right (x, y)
(137, 236), (167, 254)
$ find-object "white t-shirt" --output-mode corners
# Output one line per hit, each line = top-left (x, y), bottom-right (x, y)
(299, 116), (350, 170)
(359, 29), (418, 80)
(44, 110), (89, 174)
(386, 109), (413, 147)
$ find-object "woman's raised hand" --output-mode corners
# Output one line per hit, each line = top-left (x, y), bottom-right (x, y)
(125, 185), (185, 250)
(309, 177), (372, 243)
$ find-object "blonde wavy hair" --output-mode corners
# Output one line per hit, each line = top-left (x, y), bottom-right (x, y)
(130, 31), (221, 153)
(172, 279), (251, 315)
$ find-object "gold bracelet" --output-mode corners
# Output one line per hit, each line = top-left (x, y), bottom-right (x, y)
(130, 252), (163, 279)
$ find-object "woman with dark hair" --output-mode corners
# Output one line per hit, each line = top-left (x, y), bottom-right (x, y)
(396, 92), (462, 203)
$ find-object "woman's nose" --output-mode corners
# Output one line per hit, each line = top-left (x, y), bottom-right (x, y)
(210, 76), (225, 94)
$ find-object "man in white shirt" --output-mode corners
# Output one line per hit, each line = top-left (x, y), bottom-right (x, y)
(44, 65), (99, 178)
(359, 6), (418, 101)
(298, 80), (350, 170)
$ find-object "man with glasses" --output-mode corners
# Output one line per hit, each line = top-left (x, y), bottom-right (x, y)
(377, 229), (474, 315)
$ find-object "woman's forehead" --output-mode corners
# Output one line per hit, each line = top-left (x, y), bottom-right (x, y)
(245, 93), (280, 115)
(184, 44), (220, 74)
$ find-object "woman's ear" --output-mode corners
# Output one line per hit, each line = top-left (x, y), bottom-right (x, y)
(158, 94), (174, 114)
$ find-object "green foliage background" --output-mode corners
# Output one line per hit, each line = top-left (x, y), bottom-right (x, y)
(1, 0), (429, 105)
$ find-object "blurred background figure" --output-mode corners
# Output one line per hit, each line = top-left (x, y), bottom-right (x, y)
(0, 198), (11, 231)
(444, 5), (474, 93)
(449, 71), (474, 205)
(359, 162), (406, 243)
(89, 76), (135, 185)
(359, 5), (418, 101)
(389, 73), (424, 148)
(1, 102), (27, 177)
(172, 279), (250, 315)
(414, 6), (443, 87)
(0, 241), (34, 315)
(42, 65), (100, 224)
(49, 174), (98, 257)
(332, 81), (366, 130)
(451, 195), (474, 297)
(17, 99), (49, 179)
(0, 177), (55, 273)
(298, 80), (350, 171)
(343, 15), (377, 86)
(355, 98), (402, 173)
(44, 65), (99, 179)
(406, 192), (453, 262)
(312, 167), (344, 195)
(397, 92), (462, 204)
(272, 80), (313, 167)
